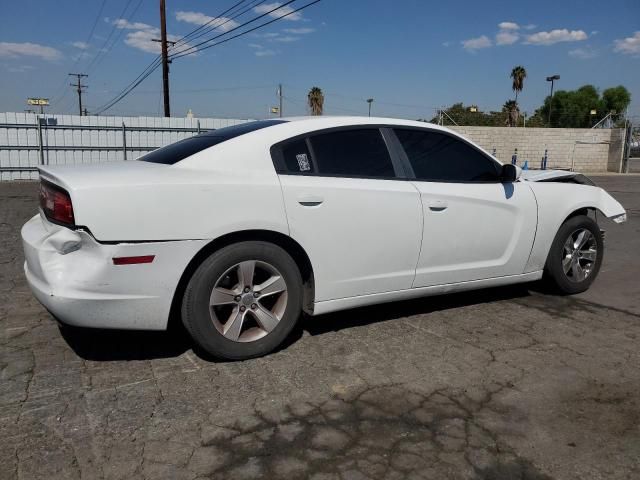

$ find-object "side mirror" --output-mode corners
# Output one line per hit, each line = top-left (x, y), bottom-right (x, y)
(501, 164), (522, 182)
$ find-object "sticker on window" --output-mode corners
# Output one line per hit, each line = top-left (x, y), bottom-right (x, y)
(296, 153), (311, 172)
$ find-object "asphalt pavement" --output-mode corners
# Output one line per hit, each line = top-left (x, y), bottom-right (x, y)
(1, 176), (639, 479)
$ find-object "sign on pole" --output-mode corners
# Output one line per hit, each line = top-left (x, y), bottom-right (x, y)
(27, 98), (50, 106)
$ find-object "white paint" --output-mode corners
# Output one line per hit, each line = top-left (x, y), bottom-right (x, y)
(22, 116), (627, 331)
(279, 175), (422, 301)
(314, 271), (544, 315)
(411, 181), (537, 286)
(22, 214), (207, 330)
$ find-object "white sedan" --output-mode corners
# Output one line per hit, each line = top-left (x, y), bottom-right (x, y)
(22, 116), (627, 359)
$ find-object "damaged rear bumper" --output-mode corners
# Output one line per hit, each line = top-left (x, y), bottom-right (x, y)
(21, 214), (207, 330)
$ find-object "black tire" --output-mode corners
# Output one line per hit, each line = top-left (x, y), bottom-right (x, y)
(543, 215), (603, 294)
(181, 241), (303, 360)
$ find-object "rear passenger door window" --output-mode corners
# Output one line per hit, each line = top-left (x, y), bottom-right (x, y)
(309, 129), (395, 178)
(394, 128), (501, 182)
(275, 128), (397, 179)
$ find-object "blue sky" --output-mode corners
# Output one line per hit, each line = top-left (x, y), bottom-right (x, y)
(1, 0), (639, 119)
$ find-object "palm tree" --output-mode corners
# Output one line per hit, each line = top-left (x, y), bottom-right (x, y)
(510, 65), (527, 104)
(307, 87), (324, 116)
(503, 100), (519, 127)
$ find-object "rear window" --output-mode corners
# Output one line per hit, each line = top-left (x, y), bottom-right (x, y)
(139, 120), (286, 165)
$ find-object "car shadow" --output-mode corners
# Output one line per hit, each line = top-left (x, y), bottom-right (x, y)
(60, 284), (533, 362)
(59, 323), (193, 361)
(301, 284), (532, 336)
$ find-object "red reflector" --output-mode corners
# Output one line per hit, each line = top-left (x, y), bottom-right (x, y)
(112, 255), (155, 265)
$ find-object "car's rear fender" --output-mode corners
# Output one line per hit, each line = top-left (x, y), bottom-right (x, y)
(38, 163), (290, 243)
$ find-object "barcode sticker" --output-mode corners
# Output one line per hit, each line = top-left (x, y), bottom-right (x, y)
(296, 153), (311, 171)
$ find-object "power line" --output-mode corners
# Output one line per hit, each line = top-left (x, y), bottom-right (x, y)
(169, 0), (300, 59)
(85, 0), (144, 74)
(55, 0), (142, 111)
(171, 0), (253, 48)
(50, 0), (108, 108)
(95, 1), (322, 114)
(171, 0), (323, 60)
(172, 0), (268, 50)
(95, 0), (323, 115)
(100, 85), (273, 94)
(93, 0), (261, 115)
(85, 0), (108, 47)
(150, 0), (262, 116)
(82, 0), (135, 74)
(94, 61), (162, 114)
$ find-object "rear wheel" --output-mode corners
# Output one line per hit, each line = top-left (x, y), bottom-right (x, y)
(543, 215), (603, 294)
(182, 241), (303, 360)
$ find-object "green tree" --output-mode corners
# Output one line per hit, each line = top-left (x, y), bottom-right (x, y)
(503, 100), (519, 127)
(602, 86), (631, 115)
(427, 103), (508, 126)
(307, 87), (324, 116)
(510, 66), (527, 104)
(536, 84), (631, 128)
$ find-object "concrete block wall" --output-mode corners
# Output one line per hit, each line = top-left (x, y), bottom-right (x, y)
(449, 126), (625, 173)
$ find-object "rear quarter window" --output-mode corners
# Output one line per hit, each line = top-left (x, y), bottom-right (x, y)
(139, 120), (286, 165)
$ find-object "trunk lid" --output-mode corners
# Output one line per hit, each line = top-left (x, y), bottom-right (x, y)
(38, 161), (169, 192)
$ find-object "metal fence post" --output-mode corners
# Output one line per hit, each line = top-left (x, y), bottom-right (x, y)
(36, 115), (45, 165)
(197, 119), (201, 134)
(122, 122), (127, 160)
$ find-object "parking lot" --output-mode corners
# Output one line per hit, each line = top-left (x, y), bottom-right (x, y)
(1, 176), (639, 480)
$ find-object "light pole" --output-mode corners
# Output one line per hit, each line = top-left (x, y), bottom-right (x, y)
(367, 98), (374, 117)
(546, 74), (560, 126)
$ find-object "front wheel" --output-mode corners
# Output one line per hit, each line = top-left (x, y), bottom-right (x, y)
(181, 241), (303, 360)
(543, 215), (603, 294)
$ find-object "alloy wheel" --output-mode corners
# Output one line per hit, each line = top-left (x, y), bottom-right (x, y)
(209, 260), (288, 342)
(562, 228), (598, 283)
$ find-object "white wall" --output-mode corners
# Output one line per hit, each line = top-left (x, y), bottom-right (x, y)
(449, 126), (625, 173)
(0, 112), (252, 181)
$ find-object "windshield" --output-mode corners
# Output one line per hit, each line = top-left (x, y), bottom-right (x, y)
(138, 120), (286, 165)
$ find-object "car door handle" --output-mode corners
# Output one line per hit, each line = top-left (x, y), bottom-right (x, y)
(428, 200), (448, 211)
(297, 195), (324, 207)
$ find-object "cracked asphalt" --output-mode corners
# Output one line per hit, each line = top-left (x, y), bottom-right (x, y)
(1, 176), (639, 480)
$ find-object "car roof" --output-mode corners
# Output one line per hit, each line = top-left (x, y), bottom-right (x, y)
(278, 115), (453, 133)
(262, 116), (498, 162)
(175, 116), (502, 171)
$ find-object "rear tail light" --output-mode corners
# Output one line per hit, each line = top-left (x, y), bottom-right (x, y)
(39, 181), (75, 226)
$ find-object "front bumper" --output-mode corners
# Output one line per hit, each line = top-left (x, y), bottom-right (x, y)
(22, 214), (207, 330)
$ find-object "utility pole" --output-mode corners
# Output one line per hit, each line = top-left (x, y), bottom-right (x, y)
(69, 73), (88, 116)
(278, 83), (283, 118)
(153, 0), (172, 117)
